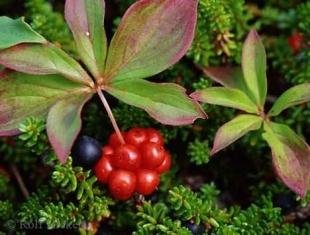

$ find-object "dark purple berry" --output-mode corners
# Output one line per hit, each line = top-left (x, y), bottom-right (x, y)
(185, 221), (205, 235)
(273, 193), (297, 213)
(145, 192), (159, 203)
(96, 223), (115, 235)
(72, 136), (102, 169)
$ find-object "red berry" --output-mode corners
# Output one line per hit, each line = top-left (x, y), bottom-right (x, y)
(126, 127), (147, 146)
(135, 169), (160, 195)
(112, 144), (141, 171)
(141, 143), (165, 169)
(146, 128), (164, 145)
(108, 132), (124, 148)
(156, 152), (172, 174)
(94, 155), (114, 183)
(108, 170), (136, 200)
(288, 32), (303, 54)
(102, 146), (114, 156)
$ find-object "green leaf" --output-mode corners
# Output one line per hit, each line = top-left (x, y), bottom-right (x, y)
(268, 83), (310, 116)
(191, 87), (258, 113)
(263, 122), (310, 196)
(65, 0), (107, 77)
(242, 29), (267, 107)
(211, 115), (262, 155)
(0, 43), (93, 85)
(0, 16), (46, 50)
(202, 67), (248, 93)
(103, 0), (198, 83)
(0, 72), (93, 155)
(107, 79), (206, 125)
(47, 95), (92, 163)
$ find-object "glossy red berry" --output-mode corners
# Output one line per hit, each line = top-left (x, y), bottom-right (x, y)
(108, 170), (136, 200)
(126, 127), (147, 146)
(102, 146), (114, 156)
(112, 144), (141, 171)
(156, 152), (172, 174)
(94, 156), (114, 183)
(108, 132), (124, 148)
(141, 142), (165, 169)
(288, 32), (303, 54)
(101, 128), (172, 200)
(135, 169), (160, 195)
(146, 128), (164, 145)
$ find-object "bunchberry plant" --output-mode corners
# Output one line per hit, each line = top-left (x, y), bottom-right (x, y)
(191, 30), (310, 197)
(0, 0), (205, 163)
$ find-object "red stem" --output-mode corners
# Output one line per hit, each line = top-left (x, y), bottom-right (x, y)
(10, 164), (29, 198)
(96, 88), (125, 144)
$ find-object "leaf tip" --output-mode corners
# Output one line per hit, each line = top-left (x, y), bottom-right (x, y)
(243, 29), (263, 53)
(190, 91), (201, 101)
(189, 94), (208, 121)
(198, 104), (208, 120)
(210, 139), (222, 156)
(210, 148), (218, 156)
(247, 29), (260, 41)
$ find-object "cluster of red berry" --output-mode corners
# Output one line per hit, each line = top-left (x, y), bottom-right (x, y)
(94, 128), (171, 200)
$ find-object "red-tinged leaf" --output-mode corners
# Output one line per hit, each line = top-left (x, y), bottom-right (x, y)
(65, 0), (107, 77)
(0, 16), (46, 50)
(263, 122), (310, 196)
(0, 72), (93, 137)
(0, 43), (93, 86)
(242, 29), (267, 107)
(106, 79), (206, 125)
(47, 95), (92, 163)
(203, 67), (248, 93)
(211, 115), (262, 155)
(191, 87), (258, 113)
(103, 0), (198, 83)
(268, 83), (310, 117)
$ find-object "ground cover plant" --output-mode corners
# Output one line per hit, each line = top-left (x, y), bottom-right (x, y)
(0, 0), (309, 234)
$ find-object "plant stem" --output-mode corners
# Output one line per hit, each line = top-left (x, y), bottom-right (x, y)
(10, 164), (29, 198)
(96, 88), (125, 144)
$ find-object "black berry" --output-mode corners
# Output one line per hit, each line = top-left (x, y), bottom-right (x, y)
(145, 192), (159, 203)
(273, 193), (297, 213)
(72, 136), (102, 169)
(185, 221), (205, 235)
(96, 223), (115, 235)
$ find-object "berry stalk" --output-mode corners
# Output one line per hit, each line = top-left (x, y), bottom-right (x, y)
(10, 164), (29, 198)
(96, 88), (125, 144)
